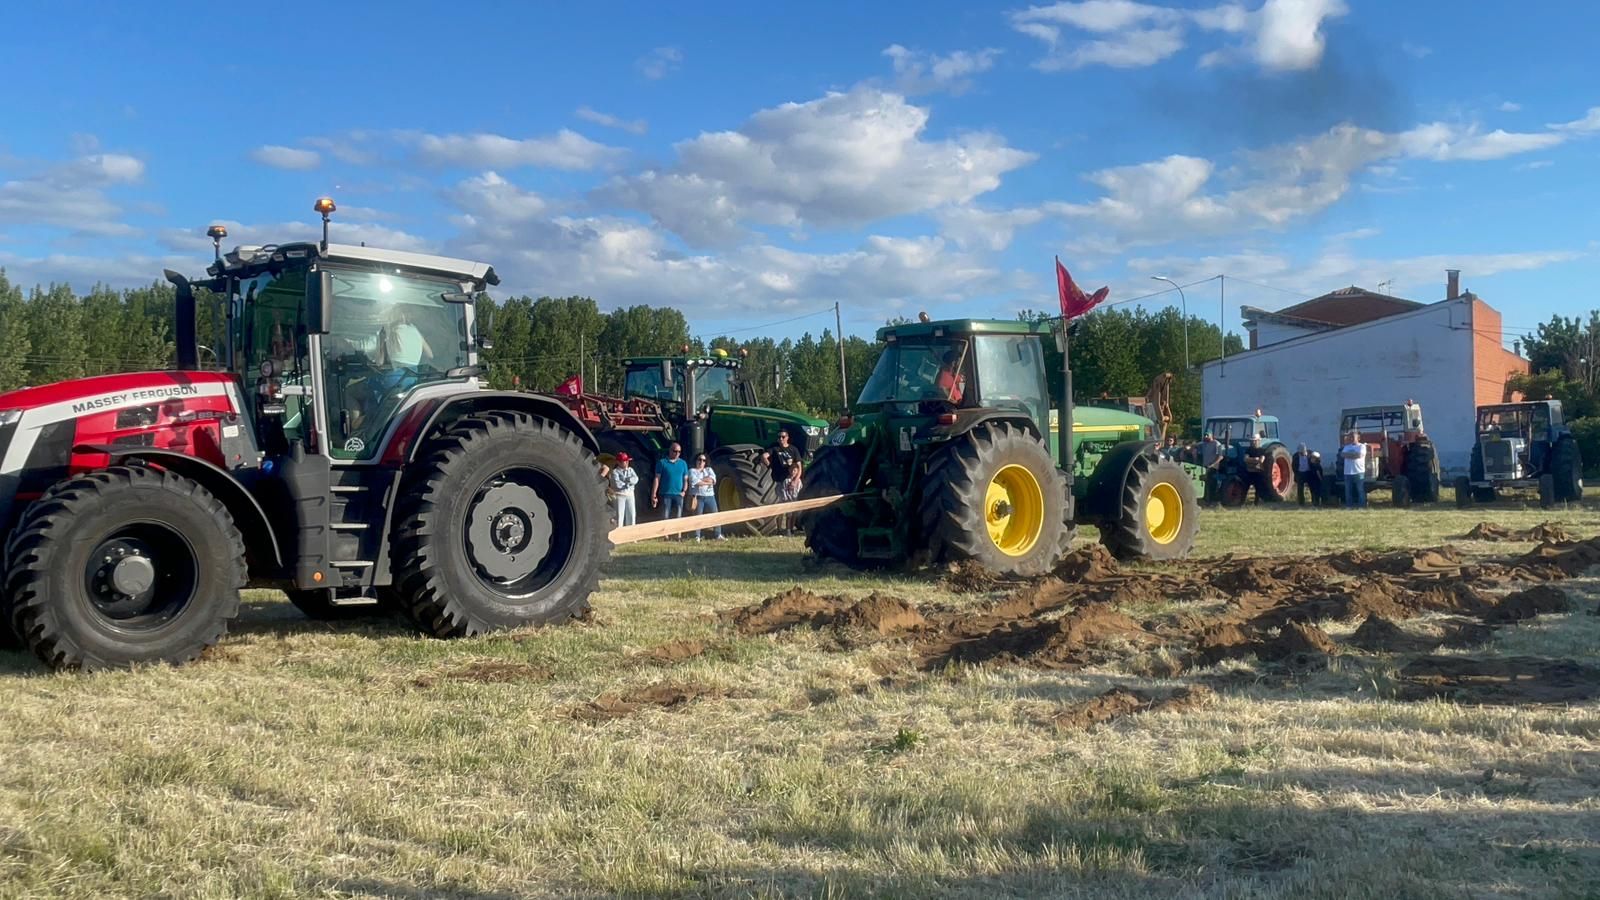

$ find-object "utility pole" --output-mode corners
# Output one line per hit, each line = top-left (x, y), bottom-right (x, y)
(578, 329), (584, 388)
(1218, 275), (1227, 377)
(834, 301), (849, 412)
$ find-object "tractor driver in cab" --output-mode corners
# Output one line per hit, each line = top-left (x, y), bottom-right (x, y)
(936, 350), (966, 405)
(332, 303), (438, 437)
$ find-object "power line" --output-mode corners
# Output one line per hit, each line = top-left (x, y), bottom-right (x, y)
(703, 306), (835, 336)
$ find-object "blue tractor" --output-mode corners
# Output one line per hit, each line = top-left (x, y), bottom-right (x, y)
(1201, 411), (1294, 506)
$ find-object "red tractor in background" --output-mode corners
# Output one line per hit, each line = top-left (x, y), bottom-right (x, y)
(0, 200), (611, 671)
(1331, 402), (1440, 505)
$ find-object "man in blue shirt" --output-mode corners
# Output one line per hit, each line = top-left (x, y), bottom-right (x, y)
(652, 442), (691, 526)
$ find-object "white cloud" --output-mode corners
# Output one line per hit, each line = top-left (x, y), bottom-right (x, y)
(447, 172), (549, 228)
(596, 87), (1036, 246)
(1515, 159), (1554, 171)
(302, 132), (381, 165)
(935, 205), (1048, 251)
(249, 145), (321, 170)
(1551, 106), (1600, 133)
(882, 44), (1002, 93)
(1399, 124), (1564, 161)
(1498, 100), (1522, 113)
(576, 106), (648, 135)
(1327, 226), (1379, 241)
(0, 153), (146, 236)
(1401, 41), (1431, 59)
(636, 46), (683, 80)
(1010, 0), (1344, 72)
(1252, 0), (1347, 71)
(410, 130), (624, 171)
(158, 218), (430, 256)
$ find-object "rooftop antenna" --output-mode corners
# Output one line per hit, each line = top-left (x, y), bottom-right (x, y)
(1376, 279), (1393, 296)
(206, 224), (228, 262)
(314, 196), (336, 251)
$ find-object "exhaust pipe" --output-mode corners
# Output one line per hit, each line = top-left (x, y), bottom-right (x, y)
(164, 270), (199, 371)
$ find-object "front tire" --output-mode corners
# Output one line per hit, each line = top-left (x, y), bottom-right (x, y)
(393, 413), (611, 637)
(710, 446), (778, 537)
(1099, 455), (1199, 561)
(1404, 440), (1440, 503)
(3, 466), (245, 671)
(1260, 445), (1294, 502)
(1552, 434), (1583, 502)
(801, 444), (885, 570)
(919, 422), (1069, 577)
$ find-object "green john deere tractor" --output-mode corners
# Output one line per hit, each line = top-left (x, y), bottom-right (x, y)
(608, 350), (829, 533)
(802, 318), (1203, 575)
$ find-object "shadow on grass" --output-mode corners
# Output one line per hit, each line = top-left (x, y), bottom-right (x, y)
(226, 597), (415, 641)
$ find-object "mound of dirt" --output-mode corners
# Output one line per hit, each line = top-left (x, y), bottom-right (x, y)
(1050, 685), (1214, 731)
(1397, 656), (1600, 704)
(411, 660), (552, 688)
(1191, 622), (1256, 667)
(637, 639), (709, 665)
(836, 593), (928, 636)
(1348, 615), (1436, 653)
(1462, 522), (1577, 543)
(1053, 544), (1121, 582)
(1516, 538), (1600, 578)
(1329, 546), (1465, 578)
(1257, 621), (1338, 666)
(1485, 585), (1573, 624)
(918, 604), (1151, 670)
(572, 683), (724, 722)
(945, 560), (1004, 593)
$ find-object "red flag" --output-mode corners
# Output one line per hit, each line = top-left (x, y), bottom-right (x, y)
(1056, 257), (1109, 320)
(556, 374), (583, 397)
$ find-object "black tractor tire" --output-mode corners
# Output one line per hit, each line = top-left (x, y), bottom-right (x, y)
(800, 444), (885, 569)
(710, 445), (778, 537)
(3, 465), (245, 671)
(1218, 475), (1249, 508)
(1403, 440), (1441, 503)
(285, 588), (388, 620)
(1392, 475), (1412, 508)
(392, 412), (611, 637)
(1099, 455), (1199, 562)
(1259, 444), (1294, 502)
(1454, 476), (1472, 508)
(1552, 434), (1583, 502)
(919, 422), (1070, 577)
(1539, 474), (1556, 509)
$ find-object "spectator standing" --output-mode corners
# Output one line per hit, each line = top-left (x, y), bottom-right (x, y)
(688, 453), (725, 541)
(1307, 450), (1325, 506)
(1242, 435), (1268, 501)
(609, 453), (639, 527)
(765, 431), (805, 535)
(1196, 432), (1222, 502)
(1340, 431), (1368, 509)
(652, 442), (690, 530)
(1293, 443), (1315, 506)
(778, 461), (804, 534)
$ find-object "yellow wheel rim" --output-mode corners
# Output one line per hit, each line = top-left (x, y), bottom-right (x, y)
(716, 475), (741, 510)
(1145, 481), (1183, 545)
(984, 464), (1045, 557)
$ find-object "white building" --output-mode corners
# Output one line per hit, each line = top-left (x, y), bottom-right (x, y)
(1200, 271), (1528, 475)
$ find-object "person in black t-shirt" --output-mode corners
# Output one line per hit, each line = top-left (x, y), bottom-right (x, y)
(763, 430), (804, 533)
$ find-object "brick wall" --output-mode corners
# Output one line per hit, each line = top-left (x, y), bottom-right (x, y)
(1471, 299), (1529, 406)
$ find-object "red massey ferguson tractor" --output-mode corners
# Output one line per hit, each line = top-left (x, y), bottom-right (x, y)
(0, 202), (611, 670)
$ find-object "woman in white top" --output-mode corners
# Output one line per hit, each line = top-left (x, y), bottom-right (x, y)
(688, 454), (725, 541)
(609, 454), (640, 526)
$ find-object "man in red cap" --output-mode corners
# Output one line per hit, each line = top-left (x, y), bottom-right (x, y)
(608, 452), (639, 526)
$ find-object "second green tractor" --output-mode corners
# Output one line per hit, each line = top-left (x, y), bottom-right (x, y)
(803, 318), (1202, 575)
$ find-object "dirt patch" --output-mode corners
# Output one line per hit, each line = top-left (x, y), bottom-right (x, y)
(411, 660), (552, 688)
(637, 639), (709, 665)
(1486, 585), (1573, 624)
(1257, 622), (1338, 667)
(918, 604), (1151, 670)
(1397, 656), (1600, 704)
(1464, 522), (1579, 543)
(945, 560), (1005, 593)
(1049, 685), (1214, 731)
(836, 594), (928, 636)
(572, 683), (724, 722)
(1516, 538), (1600, 578)
(1053, 544), (1122, 582)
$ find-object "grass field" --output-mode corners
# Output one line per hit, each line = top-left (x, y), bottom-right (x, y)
(3, 502), (1599, 898)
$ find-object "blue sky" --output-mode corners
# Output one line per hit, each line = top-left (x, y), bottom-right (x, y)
(2, 1), (1597, 346)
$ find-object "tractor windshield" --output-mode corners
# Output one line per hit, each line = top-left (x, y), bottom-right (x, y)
(693, 365), (736, 407)
(1205, 418), (1256, 442)
(624, 362), (684, 404)
(322, 266), (471, 459)
(858, 339), (970, 407)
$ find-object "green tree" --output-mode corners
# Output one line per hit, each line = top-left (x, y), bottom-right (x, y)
(26, 283), (87, 384)
(0, 270), (31, 391)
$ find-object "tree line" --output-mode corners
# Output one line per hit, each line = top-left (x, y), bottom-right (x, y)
(1506, 313), (1600, 473)
(0, 270), (1235, 426)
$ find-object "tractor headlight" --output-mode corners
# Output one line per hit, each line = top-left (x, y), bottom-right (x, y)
(803, 425), (822, 437)
(0, 410), (19, 427)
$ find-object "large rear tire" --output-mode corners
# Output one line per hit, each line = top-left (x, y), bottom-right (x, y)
(1219, 475), (1248, 508)
(1260, 445), (1294, 502)
(1552, 434), (1583, 502)
(393, 413), (610, 637)
(1539, 474), (1556, 509)
(919, 422), (1069, 577)
(1403, 440), (1440, 503)
(1454, 476), (1472, 508)
(3, 466), (244, 671)
(800, 444), (885, 569)
(1099, 455), (1199, 561)
(710, 445), (778, 537)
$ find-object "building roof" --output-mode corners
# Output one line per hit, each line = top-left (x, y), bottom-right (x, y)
(1244, 287), (1422, 330)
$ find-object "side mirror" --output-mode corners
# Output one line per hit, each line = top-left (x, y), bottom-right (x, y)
(306, 269), (334, 334)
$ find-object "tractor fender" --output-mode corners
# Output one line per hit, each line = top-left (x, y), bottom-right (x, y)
(71, 444), (284, 575)
(1079, 439), (1160, 524)
(939, 410), (1041, 442)
(402, 391), (601, 462)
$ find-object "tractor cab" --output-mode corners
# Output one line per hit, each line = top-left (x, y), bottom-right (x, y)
(1203, 413), (1279, 454)
(1475, 400), (1563, 482)
(856, 320), (1049, 430)
(1340, 402), (1424, 482)
(621, 351), (753, 415)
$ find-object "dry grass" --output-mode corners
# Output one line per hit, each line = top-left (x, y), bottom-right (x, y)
(3, 501), (1600, 898)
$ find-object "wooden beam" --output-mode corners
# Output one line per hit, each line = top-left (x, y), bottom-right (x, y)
(608, 493), (860, 545)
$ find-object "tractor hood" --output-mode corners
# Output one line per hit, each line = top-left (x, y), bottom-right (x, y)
(710, 405), (828, 432)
